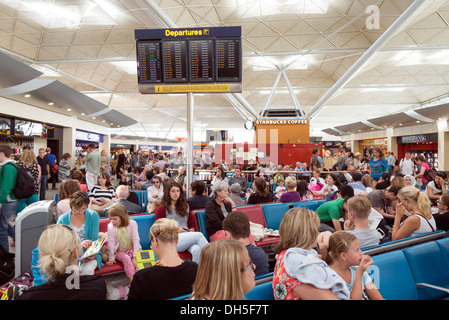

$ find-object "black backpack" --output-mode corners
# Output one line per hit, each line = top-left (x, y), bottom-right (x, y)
(2, 162), (35, 199)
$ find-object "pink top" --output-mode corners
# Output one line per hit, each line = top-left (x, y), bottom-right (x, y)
(421, 162), (430, 183)
(107, 219), (142, 261)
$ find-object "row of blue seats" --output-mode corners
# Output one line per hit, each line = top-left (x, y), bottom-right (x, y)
(194, 199), (326, 242)
(243, 236), (449, 300)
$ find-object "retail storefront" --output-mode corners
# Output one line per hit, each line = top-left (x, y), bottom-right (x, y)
(358, 138), (388, 157)
(75, 130), (104, 169)
(397, 133), (438, 169)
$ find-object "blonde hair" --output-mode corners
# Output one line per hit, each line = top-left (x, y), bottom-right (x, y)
(285, 176), (297, 189)
(275, 208), (320, 254)
(38, 224), (81, 280)
(361, 174), (374, 189)
(323, 231), (358, 265)
(347, 196), (371, 220)
(20, 149), (38, 167)
(190, 239), (249, 300)
(398, 186), (431, 219)
(150, 218), (179, 243)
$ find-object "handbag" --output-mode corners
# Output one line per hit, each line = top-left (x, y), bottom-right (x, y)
(424, 167), (437, 181)
(51, 164), (59, 174)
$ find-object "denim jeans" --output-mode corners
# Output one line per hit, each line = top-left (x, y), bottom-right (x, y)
(39, 175), (48, 200)
(177, 231), (209, 263)
(0, 201), (19, 253)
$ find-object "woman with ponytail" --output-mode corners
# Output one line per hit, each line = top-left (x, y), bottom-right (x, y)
(392, 186), (437, 240)
(17, 224), (106, 300)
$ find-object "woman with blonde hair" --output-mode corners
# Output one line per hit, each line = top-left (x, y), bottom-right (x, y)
(392, 186), (436, 240)
(17, 224), (107, 300)
(128, 218), (198, 300)
(361, 174), (374, 193)
(189, 239), (255, 300)
(16, 149), (41, 213)
(273, 208), (349, 300)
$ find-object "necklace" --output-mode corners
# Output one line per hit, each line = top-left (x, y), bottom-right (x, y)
(155, 259), (184, 267)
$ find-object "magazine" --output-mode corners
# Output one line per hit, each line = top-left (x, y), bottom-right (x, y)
(79, 236), (106, 261)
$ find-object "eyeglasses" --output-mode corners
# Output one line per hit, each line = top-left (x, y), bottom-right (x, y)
(152, 181), (160, 184)
(149, 224), (161, 242)
(243, 260), (256, 272)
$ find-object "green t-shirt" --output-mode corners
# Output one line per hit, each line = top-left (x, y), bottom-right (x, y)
(83, 150), (101, 175)
(316, 198), (345, 222)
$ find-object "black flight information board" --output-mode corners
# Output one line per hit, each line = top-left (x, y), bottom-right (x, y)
(163, 40), (188, 82)
(135, 27), (242, 94)
(189, 39), (214, 82)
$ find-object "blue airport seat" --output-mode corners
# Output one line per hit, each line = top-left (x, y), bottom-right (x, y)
(402, 241), (449, 300)
(194, 210), (209, 241)
(370, 250), (419, 300)
(244, 281), (274, 300)
(435, 237), (449, 266)
(261, 202), (290, 231)
(132, 214), (155, 250)
(292, 200), (320, 211)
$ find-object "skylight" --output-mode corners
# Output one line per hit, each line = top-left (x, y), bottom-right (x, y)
(5, 0), (120, 29)
(236, 0), (331, 18)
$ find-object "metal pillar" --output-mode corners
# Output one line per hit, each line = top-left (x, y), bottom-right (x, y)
(186, 92), (194, 198)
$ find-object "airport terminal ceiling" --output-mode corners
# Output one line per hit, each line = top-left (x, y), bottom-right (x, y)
(1, 0), (449, 142)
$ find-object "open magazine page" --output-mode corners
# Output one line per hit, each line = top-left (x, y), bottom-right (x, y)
(79, 236), (106, 261)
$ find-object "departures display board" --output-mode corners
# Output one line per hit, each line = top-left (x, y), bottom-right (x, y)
(135, 27), (242, 94)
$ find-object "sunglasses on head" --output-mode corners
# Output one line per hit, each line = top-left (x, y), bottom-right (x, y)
(436, 172), (447, 179)
(73, 192), (89, 199)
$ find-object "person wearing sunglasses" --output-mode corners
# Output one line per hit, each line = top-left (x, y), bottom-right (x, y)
(146, 175), (163, 213)
(189, 239), (255, 300)
(17, 224), (107, 300)
(57, 190), (104, 275)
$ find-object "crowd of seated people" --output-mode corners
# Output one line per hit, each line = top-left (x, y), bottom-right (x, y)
(5, 145), (448, 301)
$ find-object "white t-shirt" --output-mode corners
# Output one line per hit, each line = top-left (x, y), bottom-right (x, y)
(400, 158), (414, 176)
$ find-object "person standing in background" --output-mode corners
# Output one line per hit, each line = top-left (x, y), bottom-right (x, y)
(46, 147), (57, 190)
(83, 143), (101, 192)
(36, 148), (51, 200)
(0, 145), (19, 253)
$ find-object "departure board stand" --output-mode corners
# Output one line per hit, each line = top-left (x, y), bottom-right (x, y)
(134, 27), (243, 197)
(186, 92), (194, 199)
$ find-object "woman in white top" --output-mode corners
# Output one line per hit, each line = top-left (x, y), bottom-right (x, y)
(311, 173), (340, 198)
(147, 175), (164, 213)
(392, 187), (436, 241)
(212, 165), (228, 185)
